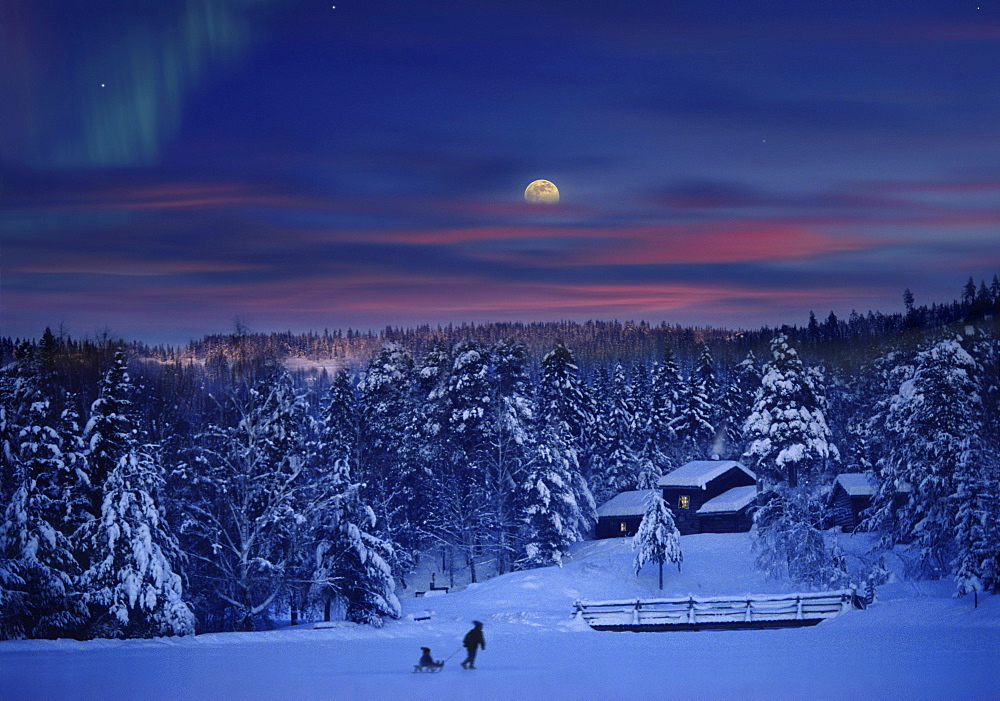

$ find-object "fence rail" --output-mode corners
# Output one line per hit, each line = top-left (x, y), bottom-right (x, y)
(573, 589), (860, 631)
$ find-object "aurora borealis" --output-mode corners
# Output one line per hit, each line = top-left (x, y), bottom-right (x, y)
(2, 1), (998, 344)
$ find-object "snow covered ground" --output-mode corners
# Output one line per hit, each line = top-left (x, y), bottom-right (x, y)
(2, 534), (998, 700)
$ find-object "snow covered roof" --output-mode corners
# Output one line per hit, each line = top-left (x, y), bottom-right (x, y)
(696, 486), (758, 514)
(596, 490), (657, 518)
(834, 472), (911, 496)
(834, 473), (877, 497)
(658, 461), (755, 489)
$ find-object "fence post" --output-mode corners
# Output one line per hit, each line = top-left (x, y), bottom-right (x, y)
(745, 599), (752, 623)
(632, 600), (641, 625)
(795, 596), (803, 620)
(573, 600), (584, 622)
(687, 597), (696, 625)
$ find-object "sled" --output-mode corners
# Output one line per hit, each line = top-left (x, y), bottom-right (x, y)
(413, 662), (445, 673)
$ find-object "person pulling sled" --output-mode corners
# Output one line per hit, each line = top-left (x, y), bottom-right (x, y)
(460, 621), (485, 669)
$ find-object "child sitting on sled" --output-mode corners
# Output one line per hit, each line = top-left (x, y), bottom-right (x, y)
(416, 647), (443, 671)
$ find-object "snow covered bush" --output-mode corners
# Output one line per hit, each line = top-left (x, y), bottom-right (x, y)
(752, 489), (848, 588)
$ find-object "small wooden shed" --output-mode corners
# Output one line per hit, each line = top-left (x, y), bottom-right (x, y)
(658, 460), (757, 535)
(828, 473), (910, 532)
(595, 489), (657, 539)
(829, 473), (877, 531)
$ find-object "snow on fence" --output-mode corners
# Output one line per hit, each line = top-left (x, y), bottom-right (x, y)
(573, 589), (860, 631)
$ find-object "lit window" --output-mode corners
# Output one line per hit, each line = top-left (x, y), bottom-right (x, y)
(620, 522), (627, 532)
(679, 495), (690, 509)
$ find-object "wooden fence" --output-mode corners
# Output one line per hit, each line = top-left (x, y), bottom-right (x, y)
(573, 589), (860, 631)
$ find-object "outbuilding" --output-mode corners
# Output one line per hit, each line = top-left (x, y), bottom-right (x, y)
(828, 473), (876, 531)
(595, 489), (657, 539)
(828, 472), (909, 532)
(658, 460), (757, 535)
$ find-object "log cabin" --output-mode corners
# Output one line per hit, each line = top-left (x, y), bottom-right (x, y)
(658, 460), (757, 535)
(595, 489), (657, 539)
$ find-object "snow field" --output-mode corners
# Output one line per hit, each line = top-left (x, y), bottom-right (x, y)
(2, 534), (997, 700)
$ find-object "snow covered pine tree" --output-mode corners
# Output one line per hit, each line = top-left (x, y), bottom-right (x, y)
(743, 335), (844, 586)
(78, 351), (195, 638)
(519, 423), (584, 569)
(872, 338), (999, 595)
(632, 490), (682, 589)
(0, 343), (88, 639)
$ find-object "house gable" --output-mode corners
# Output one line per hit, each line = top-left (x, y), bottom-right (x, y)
(658, 461), (756, 535)
(595, 489), (656, 539)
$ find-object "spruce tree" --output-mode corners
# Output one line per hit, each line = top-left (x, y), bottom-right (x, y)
(78, 351), (194, 638)
(743, 335), (842, 586)
(743, 334), (839, 490)
(358, 343), (419, 571)
(0, 344), (87, 639)
(538, 341), (596, 534)
(632, 490), (682, 589)
(873, 339), (992, 582)
(670, 374), (715, 463)
(311, 459), (401, 626)
(650, 347), (683, 457)
(489, 340), (537, 573)
(716, 352), (760, 459)
(518, 424), (582, 569)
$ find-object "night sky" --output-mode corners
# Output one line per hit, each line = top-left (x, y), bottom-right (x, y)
(2, 0), (998, 345)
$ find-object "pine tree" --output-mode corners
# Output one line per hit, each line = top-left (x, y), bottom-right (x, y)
(632, 490), (682, 589)
(538, 341), (596, 534)
(742, 334), (839, 490)
(310, 459), (401, 626)
(518, 424), (582, 569)
(872, 339), (990, 581)
(78, 351), (194, 638)
(650, 347), (683, 456)
(742, 335), (842, 586)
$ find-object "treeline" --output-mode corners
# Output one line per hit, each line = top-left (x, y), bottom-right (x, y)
(1, 276), (999, 640)
(3, 276), (999, 375)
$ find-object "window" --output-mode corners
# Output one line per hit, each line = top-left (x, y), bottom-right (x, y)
(620, 522), (627, 532)
(678, 495), (690, 509)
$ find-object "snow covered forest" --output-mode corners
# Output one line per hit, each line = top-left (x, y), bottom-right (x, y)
(2, 277), (999, 639)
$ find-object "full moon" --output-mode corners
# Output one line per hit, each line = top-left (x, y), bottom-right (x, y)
(524, 179), (559, 204)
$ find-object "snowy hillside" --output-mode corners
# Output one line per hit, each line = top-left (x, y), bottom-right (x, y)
(2, 533), (998, 700)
